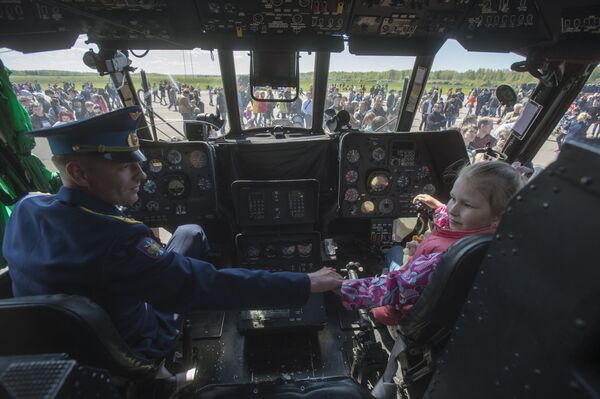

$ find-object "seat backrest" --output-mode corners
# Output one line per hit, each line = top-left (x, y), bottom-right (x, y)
(398, 233), (493, 345)
(425, 142), (600, 398)
(0, 294), (158, 379)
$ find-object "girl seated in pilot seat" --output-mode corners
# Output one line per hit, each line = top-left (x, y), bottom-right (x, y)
(340, 161), (525, 325)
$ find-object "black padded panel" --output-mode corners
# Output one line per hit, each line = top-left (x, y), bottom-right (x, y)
(398, 234), (493, 345)
(0, 294), (158, 379)
(193, 376), (374, 399)
(426, 141), (600, 398)
(0, 268), (12, 299)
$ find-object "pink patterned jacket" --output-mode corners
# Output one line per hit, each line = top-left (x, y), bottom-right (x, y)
(341, 206), (495, 325)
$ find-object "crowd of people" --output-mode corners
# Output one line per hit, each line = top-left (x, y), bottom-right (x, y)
(14, 80), (121, 129)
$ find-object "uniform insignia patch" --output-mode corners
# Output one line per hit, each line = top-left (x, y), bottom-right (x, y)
(136, 237), (166, 259)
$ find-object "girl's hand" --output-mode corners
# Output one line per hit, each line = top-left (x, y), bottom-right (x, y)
(412, 194), (443, 209)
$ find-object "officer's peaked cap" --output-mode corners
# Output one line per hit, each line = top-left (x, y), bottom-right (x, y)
(28, 106), (146, 162)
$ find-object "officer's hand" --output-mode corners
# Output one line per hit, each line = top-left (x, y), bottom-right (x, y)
(412, 194), (443, 209)
(308, 267), (343, 293)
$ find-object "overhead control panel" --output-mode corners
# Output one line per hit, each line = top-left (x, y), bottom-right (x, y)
(339, 131), (467, 219)
(196, 0), (352, 38)
(125, 141), (217, 228)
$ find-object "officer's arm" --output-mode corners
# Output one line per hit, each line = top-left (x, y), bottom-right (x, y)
(102, 227), (310, 314)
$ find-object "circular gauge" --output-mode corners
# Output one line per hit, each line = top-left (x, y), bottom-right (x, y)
(344, 188), (359, 202)
(379, 198), (394, 214)
(246, 245), (260, 259)
(369, 173), (390, 193)
(397, 175), (409, 188)
(142, 179), (157, 194)
(372, 147), (386, 162)
(189, 150), (208, 169)
(297, 243), (313, 257)
(166, 175), (188, 198)
(346, 149), (360, 163)
(129, 201), (141, 212)
(416, 166), (430, 180)
(344, 170), (359, 184)
(265, 244), (277, 258)
(197, 177), (213, 191)
(167, 149), (183, 165)
(148, 159), (163, 173)
(423, 183), (436, 195)
(146, 200), (160, 212)
(281, 244), (296, 258)
(361, 200), (375, 215)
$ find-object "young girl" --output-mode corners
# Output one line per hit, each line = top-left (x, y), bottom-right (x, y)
(341, 161), (525, 325)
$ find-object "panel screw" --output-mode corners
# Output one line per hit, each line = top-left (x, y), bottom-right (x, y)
(580, 176), (592, 186)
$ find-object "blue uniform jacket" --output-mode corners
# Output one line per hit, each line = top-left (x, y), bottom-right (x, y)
(2, 187), (310, 358)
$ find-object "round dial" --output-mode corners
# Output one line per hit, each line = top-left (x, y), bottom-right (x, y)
(146, 200), (160, 212)
(346, 149), (360, 163)
(129, 201), (141, 212)
(197, 177), (212, 191)
(369, 173), (390, 193)
(148, 159), (163, 173)
(142, 180), (157, 194)
(246, 245), (260, 259)
(297, 243), (313, 257)
(281, 244), (296, 258)
(166, 175), (188, 198)
(344, 170), (359, 184)
(379, 198), (394, 214)
(265, 244), (277, 258)
(416, 166), (430, 180)
(397, 175), (409, 188)
(361, 200), (375, 214)
(423, 183), (436, 195)
(372, 147), (386, 162)
(189, 150), (208, 169)
(344, 188), (359, 202)
(167, 149), (183, 165)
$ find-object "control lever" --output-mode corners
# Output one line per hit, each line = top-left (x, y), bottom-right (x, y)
(341, 262), (371, 329)
(399, 200), (432, 247)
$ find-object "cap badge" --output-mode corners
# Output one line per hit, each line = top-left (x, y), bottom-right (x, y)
(129, 111), (143, 121)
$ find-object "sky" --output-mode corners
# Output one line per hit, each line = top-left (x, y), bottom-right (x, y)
(0, 35), (525, 75)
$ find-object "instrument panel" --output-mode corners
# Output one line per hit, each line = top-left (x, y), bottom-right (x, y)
(339, 132), (441, 219)
(232, 180), (318, 227)
(125, 141), (217, 227)
(236, 233), (321, 273)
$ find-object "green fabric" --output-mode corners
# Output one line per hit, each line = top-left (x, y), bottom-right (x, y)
(0, 64), (62, 267)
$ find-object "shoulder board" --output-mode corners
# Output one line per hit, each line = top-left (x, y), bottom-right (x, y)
(79, 206), (143, 225)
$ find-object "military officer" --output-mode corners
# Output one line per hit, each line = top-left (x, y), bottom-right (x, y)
(2, 106), (343, 358)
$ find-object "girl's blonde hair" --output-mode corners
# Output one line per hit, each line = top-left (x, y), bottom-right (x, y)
(458, 161), (526, 218)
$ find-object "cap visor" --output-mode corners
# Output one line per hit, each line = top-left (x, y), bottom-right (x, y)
(103, 150), (146, 162)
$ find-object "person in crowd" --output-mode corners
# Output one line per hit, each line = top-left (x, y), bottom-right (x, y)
(92, 104), (103, 116)
(53, 110), (75, 126)
(371, 116), (387, 132)
(354, 101), (368, 128)
(30, 102), (53, 129)
(177, 89), (194, 121)
(82, 101), (96, 120)
(3, 106), (344, 359)
(362, 111), (377, 132)
(369, 95), (387, 118)
(471, 117), (497, 149)
(426, 103), (446, 131)
(419, 96), (432, 130)
(302, 91), (313, 128)
(499, 103), (523, 124)
(561, 112), (592, 147)
(340, 161), (525, 325)
(461, 125), (477, 152)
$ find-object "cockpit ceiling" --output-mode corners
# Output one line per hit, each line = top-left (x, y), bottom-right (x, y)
(0, 0), (599, 60)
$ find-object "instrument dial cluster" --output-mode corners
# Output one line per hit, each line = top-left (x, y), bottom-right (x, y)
(236, 233), (321, 273)
(339, 133), (440, 218)
(125, 142), (217, 227)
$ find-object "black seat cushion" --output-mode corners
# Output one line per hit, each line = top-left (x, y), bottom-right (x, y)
(0, 268), (12, 299)
(398, 234), (493, 345)
(0, 294), (158, 379)
(195, 376), (374, 398)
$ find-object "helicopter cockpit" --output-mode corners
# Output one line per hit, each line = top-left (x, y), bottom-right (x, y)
(0, 1), (599, 398)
